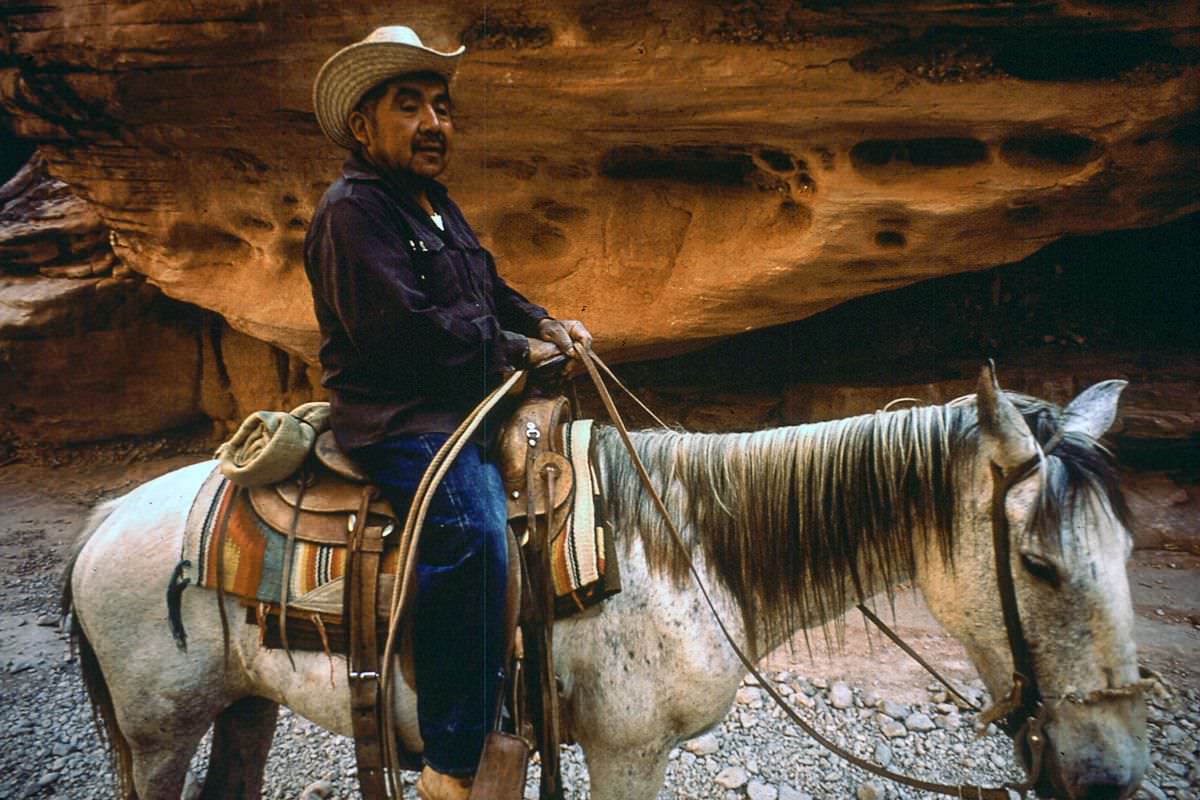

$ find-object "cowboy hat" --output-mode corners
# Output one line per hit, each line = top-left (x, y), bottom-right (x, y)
(313, 26), (465, 149)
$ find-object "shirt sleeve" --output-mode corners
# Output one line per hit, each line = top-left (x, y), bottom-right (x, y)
(486, 249), (551, 338)
(311, 194), (527, 379)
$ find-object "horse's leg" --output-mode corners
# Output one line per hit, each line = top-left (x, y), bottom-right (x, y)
(581, 742), (670, 800)
(126, 733), (209, 800)
(199, 695), (279, 800)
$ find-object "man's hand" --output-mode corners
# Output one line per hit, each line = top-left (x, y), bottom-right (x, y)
(527, 337), (562, 366)
(538, 318), (594, 357)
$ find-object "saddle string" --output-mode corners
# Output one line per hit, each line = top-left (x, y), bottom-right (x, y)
(578, 349), (1033, 800)
(278, 474), (308, 670)
(213, 485), (241, 673)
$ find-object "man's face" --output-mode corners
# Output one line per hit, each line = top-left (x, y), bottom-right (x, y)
(349, 75), (453, 180)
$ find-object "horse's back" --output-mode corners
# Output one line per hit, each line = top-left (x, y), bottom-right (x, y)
(72, 459), (217, 631)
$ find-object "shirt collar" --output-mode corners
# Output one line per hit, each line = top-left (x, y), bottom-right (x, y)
(341, 154), (448, 199)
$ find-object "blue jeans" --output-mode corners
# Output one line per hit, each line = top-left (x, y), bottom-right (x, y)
(351, 434), (508, 776)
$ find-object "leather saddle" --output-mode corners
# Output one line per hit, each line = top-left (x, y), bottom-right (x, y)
(247, 430), (396, 546)
(248, 393), (578, 544)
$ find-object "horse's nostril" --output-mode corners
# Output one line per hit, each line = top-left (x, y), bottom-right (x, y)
(1075, 782), (1123, 800)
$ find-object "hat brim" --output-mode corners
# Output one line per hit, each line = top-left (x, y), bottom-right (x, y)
(313, 40), (464, 149)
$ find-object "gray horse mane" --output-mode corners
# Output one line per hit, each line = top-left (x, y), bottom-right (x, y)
(594, 393), (1129, 650)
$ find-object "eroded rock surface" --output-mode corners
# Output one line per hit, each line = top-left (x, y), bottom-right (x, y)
(2, 1), (1198, 360)
(0, 154), (322, 444)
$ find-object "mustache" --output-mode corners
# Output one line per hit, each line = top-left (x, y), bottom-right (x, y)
(412, 134), (447, 151)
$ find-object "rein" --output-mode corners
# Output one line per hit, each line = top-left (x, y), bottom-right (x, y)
(578, 351), (1156, 800)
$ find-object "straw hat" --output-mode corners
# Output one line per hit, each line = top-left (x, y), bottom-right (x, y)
(313, 26), (465, 149)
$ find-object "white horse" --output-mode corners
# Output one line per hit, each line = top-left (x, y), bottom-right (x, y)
(64, 367), (1148, 799)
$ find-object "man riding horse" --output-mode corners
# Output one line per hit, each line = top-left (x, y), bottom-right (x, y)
(306, 25), (593, 800)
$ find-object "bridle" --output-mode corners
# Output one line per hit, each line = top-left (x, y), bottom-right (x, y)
(580, 351), (1159, 800)
(971, 437), (1160, 795)
(984, 450), (1052, 790)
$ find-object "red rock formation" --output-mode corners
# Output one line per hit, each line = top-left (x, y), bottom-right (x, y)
(0, 154), (322, 444)
(2, 1), (1198, 362)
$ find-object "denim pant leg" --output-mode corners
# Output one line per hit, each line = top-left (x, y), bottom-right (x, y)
(352, 434), (509, 776)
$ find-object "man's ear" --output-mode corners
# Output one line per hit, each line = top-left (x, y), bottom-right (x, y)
(347, 110), (372, 150)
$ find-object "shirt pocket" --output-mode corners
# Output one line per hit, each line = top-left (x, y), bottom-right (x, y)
(456, 245), (497, 316)
(412, 240), (463, 308)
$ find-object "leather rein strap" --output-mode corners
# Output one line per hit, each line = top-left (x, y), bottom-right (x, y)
(985, 456), (1046, 738)
(578, 349), (1041, 800)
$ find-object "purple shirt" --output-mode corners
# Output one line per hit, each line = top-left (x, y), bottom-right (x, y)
(304, 155), (549, 451)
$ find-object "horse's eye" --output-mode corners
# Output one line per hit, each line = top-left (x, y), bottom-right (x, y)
(1020, 552), (1062, 587)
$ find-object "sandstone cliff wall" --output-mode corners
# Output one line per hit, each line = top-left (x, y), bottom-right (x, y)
(1, 1), (1198, 469)
(3, 1), (1198, 362)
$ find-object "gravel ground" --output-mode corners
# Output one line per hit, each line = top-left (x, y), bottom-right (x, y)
(1, 558), (1197, 799)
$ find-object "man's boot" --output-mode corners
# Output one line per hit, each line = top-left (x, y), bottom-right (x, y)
(414, 767), (473, 800)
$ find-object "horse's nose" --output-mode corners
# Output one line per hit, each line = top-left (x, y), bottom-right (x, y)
(1074, 783), (1123, 800)
(1066, 779), (1133, 800)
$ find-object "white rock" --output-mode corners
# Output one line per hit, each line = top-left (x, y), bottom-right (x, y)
(880, 700), (909, 720)
(298, 779), (333, 799)
(879, 717), (907, 738)
(829, 682), (854, 709)
(856, 780), (885, 800)
(683, 732), (720, 756)
(935, 712), (961, 731)
(737, 686), (764, 706)
(747, 781), (778, 800)
(1137, 780), (1168, 800)
(874, 741), (892, 767)
(792, 691), (815, 708)
(714, 765), (749, 789)
(904, 711), (936, 732)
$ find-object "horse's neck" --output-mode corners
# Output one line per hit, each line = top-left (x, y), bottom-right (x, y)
(601, 414), (953, 658)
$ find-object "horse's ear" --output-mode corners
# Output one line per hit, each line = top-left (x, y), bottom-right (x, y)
(976, 361), (1038, 467)
(1062, 379), (1128, 438)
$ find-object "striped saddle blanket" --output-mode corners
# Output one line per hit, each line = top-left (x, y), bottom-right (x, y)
(182, 419), (619, 621)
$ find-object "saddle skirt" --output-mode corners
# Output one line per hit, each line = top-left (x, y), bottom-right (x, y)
(182, 465), (402, 617)
(181, 419), (619, 623)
